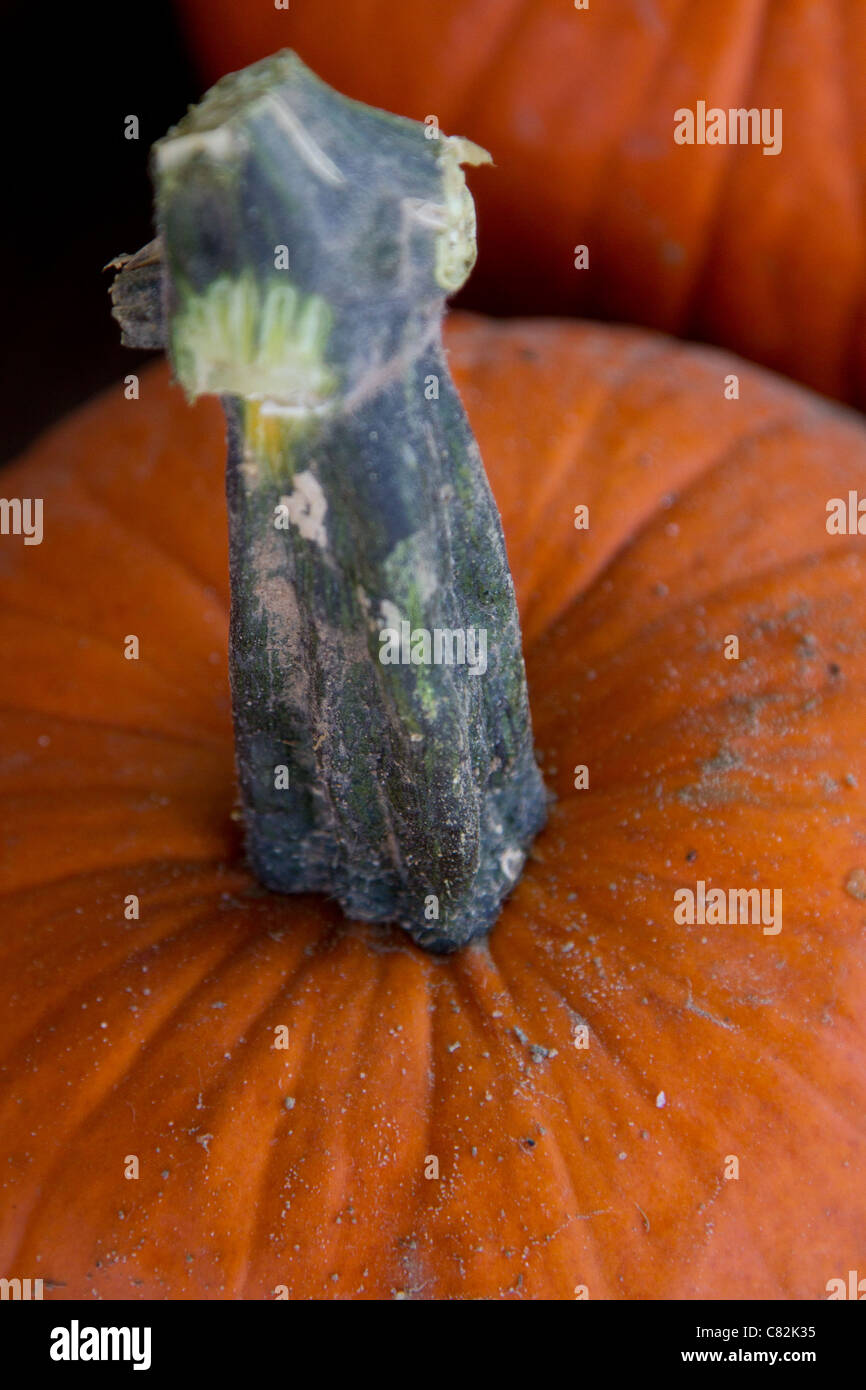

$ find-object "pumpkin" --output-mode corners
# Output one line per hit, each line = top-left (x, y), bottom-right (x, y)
(1, 309), (865, 1298)
(177, 0), (866, 409)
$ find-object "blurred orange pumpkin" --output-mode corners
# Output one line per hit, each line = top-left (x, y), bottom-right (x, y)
(177, 0), (866, 409)
(0, 313), (864, 1298)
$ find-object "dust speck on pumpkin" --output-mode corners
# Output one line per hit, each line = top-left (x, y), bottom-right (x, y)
(844, 868), (866, 901)
(283, 1096), (296, 1110)
(702, 745), (741, 775)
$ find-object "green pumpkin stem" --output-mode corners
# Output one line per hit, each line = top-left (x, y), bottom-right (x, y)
(110, 51), (546, 950)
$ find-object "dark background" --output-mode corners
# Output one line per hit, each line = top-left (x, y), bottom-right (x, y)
(2, 0), (198, 462)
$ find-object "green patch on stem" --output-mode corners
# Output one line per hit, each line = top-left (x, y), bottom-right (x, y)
(433, 136), (492, 293)
(170, 269), (337, 405)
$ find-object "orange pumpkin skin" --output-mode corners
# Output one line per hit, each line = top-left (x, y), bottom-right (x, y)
(1, 313), (865, 1300)
(177, 0), (866, 409)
